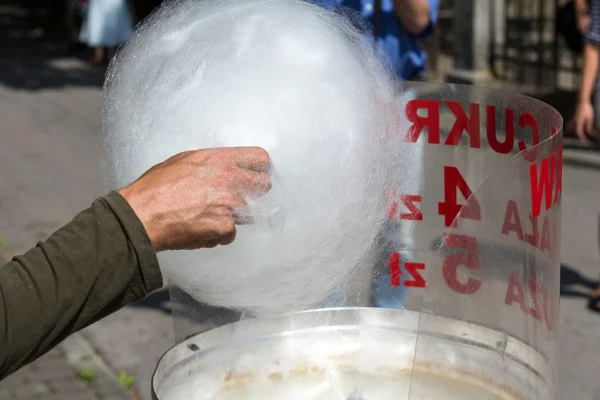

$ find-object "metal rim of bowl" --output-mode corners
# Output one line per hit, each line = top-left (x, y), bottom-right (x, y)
(151, 307), (552, 400)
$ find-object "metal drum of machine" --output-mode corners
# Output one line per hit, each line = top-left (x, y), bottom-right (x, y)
(152, 82), (563, 400)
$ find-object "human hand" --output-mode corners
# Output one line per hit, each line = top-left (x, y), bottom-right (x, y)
(574, 101), (595, 141)
(576, 0), (591, 34)
(578, 13), (591, 35)
(118, 147), (272, 252)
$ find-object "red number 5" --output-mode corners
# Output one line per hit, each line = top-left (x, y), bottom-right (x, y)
(442, 234), (482, 295)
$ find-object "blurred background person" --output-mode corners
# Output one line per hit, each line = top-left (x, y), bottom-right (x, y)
(573, 0), (600, 142)
(79, 0), (135, 65)
(312, 0), (439, 81)
(312, 0), (439, 309)
(567, 0), (600, 311)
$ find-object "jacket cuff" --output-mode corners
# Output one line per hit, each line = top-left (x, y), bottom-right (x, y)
(103, 190), (163, 293)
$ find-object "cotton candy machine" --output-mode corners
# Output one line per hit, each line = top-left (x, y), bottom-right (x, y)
(150, 82), (563, 400)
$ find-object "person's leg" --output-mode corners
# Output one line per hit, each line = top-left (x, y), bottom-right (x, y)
(103, 0), (134, 58)
(89, 46), (104, 65)
(594, 75), (600, 133)
(106, 47), (116, 63)
(590, 213), (600, 311)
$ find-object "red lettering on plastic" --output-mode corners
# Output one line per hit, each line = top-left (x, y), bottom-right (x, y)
(442, 234), (481, 294)
(505, 271), (556, 332)
(540, 216), (553, 259)
(439, 166), (481, 227)
(444, 101), (481, 148)
(386, 192), (423, 221)
(501, 200), (524, 240)
(404, 262), (426, 288)
(554, 145), (563, 204)
(405, 99), (440, 144)
(400, 195), (423, 221)
(530, 152), (556, 217)
(518, 113), (540, 162)
(388, 252), (402, 287)
(501, 201), (557, 260)
(505, 272), (527, 312)
(524, 214), (539, 248)
(486, 106), (515, 154)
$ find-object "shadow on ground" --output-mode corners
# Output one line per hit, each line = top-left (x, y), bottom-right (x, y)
(130, 287), (243, 338)
(0, 0), (106, 90)
(131, 288), (172, 315)
(561, 263), (597, 299)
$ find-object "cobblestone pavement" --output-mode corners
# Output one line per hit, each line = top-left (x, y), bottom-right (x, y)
(0, 253), (133, 400)
(0, 3), (136, 399)
(0, 346), (127, 400)
(1, 346), (94, 400)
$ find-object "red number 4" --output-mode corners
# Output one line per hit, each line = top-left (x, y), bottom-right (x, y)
(438, 166), (481, 227)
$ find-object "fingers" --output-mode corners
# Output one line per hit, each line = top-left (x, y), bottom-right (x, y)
(230, 168), (273, 225)
(194, 219), (237, 249)
(576, 118), (587, 142)
(232, 146), (271, 172)
(233, 210), (254, 225)
(577, 117), (594, 141)
(220, 193), (254, 225)
(585, 118), (594, 137)
(185, 146), (270, 171)
(235, 168), (273, 194)
(219, 221), (237, 245)
(197, 230), (237, 248)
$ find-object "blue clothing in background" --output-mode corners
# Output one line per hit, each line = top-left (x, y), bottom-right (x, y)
(79, 0), (134, 48)
(586, 0), (600, 43)
(312, 0), (440, 80)
(313, 0), (437, 309)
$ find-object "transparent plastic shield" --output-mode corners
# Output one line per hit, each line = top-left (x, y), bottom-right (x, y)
(395, 83), (562, 399)
(156, 83), (562, 400)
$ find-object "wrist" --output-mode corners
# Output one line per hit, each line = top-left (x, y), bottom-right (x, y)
(578, 97), (592, 106)
(118, 185), (163, 251)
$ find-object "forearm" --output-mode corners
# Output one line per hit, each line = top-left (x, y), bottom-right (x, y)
(575, 0), (588, 14)
(0, 191), (162, 379)
(393, 0), (431, 34)
(579, 42), (600, 104)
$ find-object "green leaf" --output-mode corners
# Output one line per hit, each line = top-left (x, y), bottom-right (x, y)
(118, 372), (135, 389)
(75, 369), (97, 383)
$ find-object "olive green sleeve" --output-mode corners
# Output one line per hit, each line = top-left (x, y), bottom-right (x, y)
(0, 191), (163, 379)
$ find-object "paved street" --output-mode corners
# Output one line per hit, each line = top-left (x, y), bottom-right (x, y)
(1, 346), (108, 400)
(3, 3), (600, 400)
(0, 331), (134, 400)
(0, 3), (165, 398)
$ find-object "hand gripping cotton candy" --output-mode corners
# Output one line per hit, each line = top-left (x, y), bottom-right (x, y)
(102, 0), (398, 315)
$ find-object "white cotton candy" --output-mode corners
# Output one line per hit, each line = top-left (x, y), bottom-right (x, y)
(102, 0), (401, 315)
